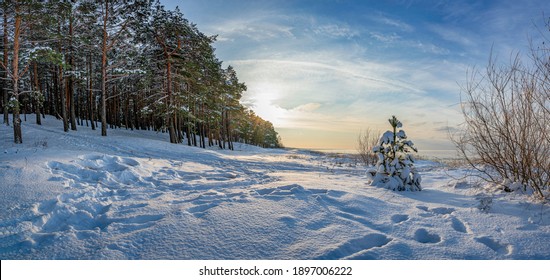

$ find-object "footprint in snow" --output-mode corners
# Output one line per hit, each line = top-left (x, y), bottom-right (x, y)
(277, 215), (297, 227)
(256, 184), (327, 201)
(416, 205), (429, 211)
(184, 191), (250, 218)
(416, 205), (456, 219)
(206, 172), (238, 181)
(187, 203), (219, 218)
(516, 223), (539, 231)
(474, 236), (513, 256)
(414, 228), (441, 244)
(108, 214), (165, 233)
(117, 203), (149, 214)
(430, 207), (455, 215)
(316, 233), (392, 260)
(391, 214), (409, 224)
(450, 216), (471, 234)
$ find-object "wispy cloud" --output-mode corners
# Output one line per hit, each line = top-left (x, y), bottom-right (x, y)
(313, 23), (360, 39)
(209, 16), (295, 42)
(410, 40), (450, 55)
(230, 58), (425, 97)
(292, 103), (322, 113)
(428, 25), (476, 47)
(371, 14), (415, 32)
(370, 32), (401, 43)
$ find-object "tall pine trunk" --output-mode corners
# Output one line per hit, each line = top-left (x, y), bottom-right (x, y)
(100, 0), (109, 136)
(68, 18), (76, 131)
(60, 66), (68, 132)
(100, 43), (107, 135)
(68, 76), (76, 130)
(32, 62), (41, 125)
(225, 110), (233, 150)
(2, 10), (8, 126)
(12, 82), (22, 143)
(88, 54), (95, 130)
(11, 14), (23, 143)
(166, 59), (177, 143)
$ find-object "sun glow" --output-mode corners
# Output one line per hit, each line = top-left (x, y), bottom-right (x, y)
(246, 83), (289, 128)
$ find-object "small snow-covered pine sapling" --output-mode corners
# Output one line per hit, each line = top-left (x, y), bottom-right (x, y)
(368, 116), (421, 191)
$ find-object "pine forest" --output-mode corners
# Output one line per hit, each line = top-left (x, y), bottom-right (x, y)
(0, 0), (283, 149)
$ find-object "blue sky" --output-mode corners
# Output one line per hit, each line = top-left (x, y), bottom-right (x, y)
(161, 0), (548, 151)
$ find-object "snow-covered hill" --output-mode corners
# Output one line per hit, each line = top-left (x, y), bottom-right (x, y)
(1, 116), (549, 259)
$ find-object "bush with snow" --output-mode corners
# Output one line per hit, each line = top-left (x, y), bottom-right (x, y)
(367, 116), (421, 191)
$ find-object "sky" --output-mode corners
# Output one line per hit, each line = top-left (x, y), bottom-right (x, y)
(161, 0), (548, 151)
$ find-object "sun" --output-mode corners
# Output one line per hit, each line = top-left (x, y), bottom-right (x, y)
(246, 83), (289, 128)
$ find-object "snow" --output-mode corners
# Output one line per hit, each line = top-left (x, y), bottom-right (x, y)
(396, 130), (406, 139)
(378, 131), (394, 144)
(1, 115), (550, 259)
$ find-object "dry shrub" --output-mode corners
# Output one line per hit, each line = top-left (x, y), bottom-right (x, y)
(357, 128), (379, 166)
(452, 43), (550, 199)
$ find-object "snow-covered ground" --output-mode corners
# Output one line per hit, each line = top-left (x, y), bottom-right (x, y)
(1, 115), (549, 259)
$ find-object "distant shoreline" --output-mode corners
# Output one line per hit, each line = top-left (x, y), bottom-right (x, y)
(288, 148), (460, 160)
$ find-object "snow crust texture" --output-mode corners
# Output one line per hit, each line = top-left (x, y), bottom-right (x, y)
(1, 116), (549, 259)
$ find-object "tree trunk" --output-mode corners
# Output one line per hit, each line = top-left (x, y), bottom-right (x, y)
(100, 50), (107, 135)
(47, 80), (54, 117)
(176, 115), (183, 142)
(88, 54), (95, 130)
(100, 1), (109, 136)
(68, 18), (77, 131)
(32, 62), (41, 125)
(2, 9), (8, 126)
(133, 98), (139, 130)
(11, 14), (22, 143)
(12, 85), (22, 144)
(124, 95), (129, 129)
(186, 119), (192, 146)
(68, 77), (76, 130)
(10, 72), (21, 143)
(225, 111), (233, 150)
(60, 67), (68, 132)
(218, 130), (223, 149)
(166, 59), (177, 143)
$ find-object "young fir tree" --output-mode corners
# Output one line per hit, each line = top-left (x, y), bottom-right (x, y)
(368, 116), (421, 191)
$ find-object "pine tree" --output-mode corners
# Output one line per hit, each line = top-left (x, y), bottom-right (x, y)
(149, 3), (191, 143)
(94, 0), (149, 136)
(368, 116), (421, 191)
(0, 0), (43, 143)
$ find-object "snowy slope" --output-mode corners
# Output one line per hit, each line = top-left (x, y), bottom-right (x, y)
(1, 115), (549, 259)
